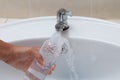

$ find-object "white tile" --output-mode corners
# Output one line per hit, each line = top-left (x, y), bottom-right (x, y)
(0, 0), (29, 18)
(92, 0), (120, 19)
(26, 0), (91, 17)
(0, 0), (119, 20)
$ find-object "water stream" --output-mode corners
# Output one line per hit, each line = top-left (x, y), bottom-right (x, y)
(64, 38), (79, 80)
(50, 31), (79, 80)
(43, 31), (79, 80)
(48, 31), (79, 80)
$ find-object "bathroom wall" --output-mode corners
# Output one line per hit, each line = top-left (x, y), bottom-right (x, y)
(0, 0), (120, 19)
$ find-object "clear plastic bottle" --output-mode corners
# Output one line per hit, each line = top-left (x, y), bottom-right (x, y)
(24, 32), (68, 80)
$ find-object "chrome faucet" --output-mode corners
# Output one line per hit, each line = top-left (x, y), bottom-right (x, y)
(55, 8), (72, 31)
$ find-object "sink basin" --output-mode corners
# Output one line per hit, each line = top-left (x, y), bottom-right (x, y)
(0, 16), (120, 80)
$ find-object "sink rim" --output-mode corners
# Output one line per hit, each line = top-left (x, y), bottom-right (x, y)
(0, 16), (120, 29)
(0, 16), (120, 46)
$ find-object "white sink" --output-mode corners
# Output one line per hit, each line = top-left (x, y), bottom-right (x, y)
(0, 16), (120, 80)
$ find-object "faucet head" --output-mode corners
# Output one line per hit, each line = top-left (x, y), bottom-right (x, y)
(55, 8), (72, 31)
(55, 22), (69, 31)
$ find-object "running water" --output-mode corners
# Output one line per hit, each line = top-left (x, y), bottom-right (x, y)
(64, 39), (79, 80)
(24, 31), (79, 80)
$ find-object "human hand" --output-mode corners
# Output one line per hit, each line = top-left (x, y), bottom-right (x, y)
(3, 46), (43, 71)
(3, 46), (55, 74)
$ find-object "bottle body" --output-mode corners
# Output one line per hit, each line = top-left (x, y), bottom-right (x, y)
(24, 32), (66, 80)
(24, 40), (62, 80)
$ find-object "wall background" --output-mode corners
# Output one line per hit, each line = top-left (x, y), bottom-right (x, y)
(0, 0), (120, 20)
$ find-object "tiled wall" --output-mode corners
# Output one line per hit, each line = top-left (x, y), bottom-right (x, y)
(0, 0), (120, 19)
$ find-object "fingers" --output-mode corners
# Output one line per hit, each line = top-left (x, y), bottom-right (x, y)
(29, 47), (56, 75)
(48, 64), (56, 75)
(33, 47), (56, 75)
(36, 54), (44, 65)
(51, 64), (56, 71)
(33, 47), (44, 66)
(35, 47), (40, 51)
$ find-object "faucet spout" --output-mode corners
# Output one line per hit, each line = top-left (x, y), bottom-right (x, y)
(55, 8), (72, 31)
